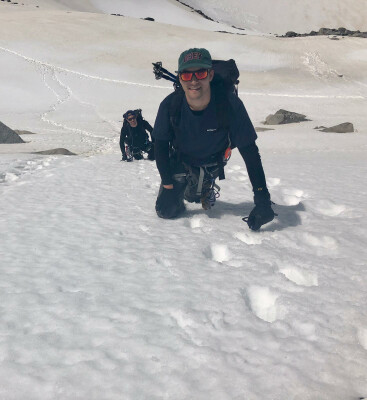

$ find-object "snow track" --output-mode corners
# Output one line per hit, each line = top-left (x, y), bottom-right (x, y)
(1, 45), (364, 102)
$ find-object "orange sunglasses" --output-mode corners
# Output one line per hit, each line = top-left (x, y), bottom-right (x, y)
(179, 69), (209, 82)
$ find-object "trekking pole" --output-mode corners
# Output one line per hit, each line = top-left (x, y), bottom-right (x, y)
(152, 62), (177, 80)
(152, 62), (181, 90)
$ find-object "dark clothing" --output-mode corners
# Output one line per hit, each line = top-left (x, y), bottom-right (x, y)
(155, 139), (267, 192)
(120, 119), (153, 157)
(153, 92), (257, 163)
(153, 91), (266, 192)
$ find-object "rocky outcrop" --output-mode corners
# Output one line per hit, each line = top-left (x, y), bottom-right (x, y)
(318, 122), (354, 133)
(175, 0), (215, 21)
(14, 129), (37, 135)
(264, 110), (309, 125)
(33, 148), (77, 155)
(282, 27), (367, 38)
(0, 121), (25, 144)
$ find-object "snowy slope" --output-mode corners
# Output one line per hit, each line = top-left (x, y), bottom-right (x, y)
(183, 0), (367, 34)
(0, 1), (367, 399)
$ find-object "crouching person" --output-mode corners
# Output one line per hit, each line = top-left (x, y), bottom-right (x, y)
(152, 48), (275, 231)
(120, 109), (155, 161)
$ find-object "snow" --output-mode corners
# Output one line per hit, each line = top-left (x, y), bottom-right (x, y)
(181, 0), (367, 35)
(0, 0), (367, 399)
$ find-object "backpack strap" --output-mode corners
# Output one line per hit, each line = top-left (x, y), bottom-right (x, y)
(168, 90), (185, 139)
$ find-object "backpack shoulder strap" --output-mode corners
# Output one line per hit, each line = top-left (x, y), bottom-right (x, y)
(168, 89), (185, 141)
(168, 90), (184, 127)
(212, 83), (231, 132)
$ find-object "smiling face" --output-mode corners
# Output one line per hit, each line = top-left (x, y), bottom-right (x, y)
(179, 67), (214, 109)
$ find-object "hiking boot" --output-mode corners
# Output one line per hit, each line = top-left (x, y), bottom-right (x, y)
(201, 188), (215, 210)
(200, 180), (219, 210)
(133, 151), (143, 160)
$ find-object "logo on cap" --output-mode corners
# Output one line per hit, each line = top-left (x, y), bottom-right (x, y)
(184, 52), (202, 63)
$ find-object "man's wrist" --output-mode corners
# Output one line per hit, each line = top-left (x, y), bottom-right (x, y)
(163, 184), (174, 189)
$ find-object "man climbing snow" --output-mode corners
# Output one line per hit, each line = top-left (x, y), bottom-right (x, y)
(153, 48), (275, 231)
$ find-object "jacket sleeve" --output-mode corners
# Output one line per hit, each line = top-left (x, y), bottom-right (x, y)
(238, 142), (271, 204)
(144, 120), (154, 141)
(120, 125), (128, 155)
(155, 139), (174, 185)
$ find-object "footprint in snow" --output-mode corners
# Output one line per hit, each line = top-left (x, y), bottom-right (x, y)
(279, 266), (318, 287)
(281, 188), (305, 206)
(267, 177), (281, 188)
(4, 172), (19, 182)
(209, 244), (231, 263)
(307, 199), (346, 217)
(243, 285), (283, 323)
(139, 224), (150, 233)
(233, 231), (263, 245)
(302, 232), (338, 251)
(190, 217), (202, 229)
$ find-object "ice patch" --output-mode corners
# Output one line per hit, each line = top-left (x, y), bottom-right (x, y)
(246, 286), (280, 323)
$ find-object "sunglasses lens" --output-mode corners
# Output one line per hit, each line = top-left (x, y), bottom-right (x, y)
(195, 70), (208, 80)
(180, 70), (208, 81)
(180, 72), (193, 81)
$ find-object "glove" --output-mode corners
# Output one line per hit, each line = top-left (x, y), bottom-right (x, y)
(244, 203), (275, 231)
(121, 153), (127, 161)
(156, 186), (183, 219)
(243, 189), (276, 231)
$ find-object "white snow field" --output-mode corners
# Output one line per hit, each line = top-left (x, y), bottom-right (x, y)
(0, 1), (367, 399)
(181, 0), (367, 34)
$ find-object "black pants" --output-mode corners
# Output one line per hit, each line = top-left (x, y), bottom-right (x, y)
(126, 142), (155, 160)
(155, 156), (221, 216)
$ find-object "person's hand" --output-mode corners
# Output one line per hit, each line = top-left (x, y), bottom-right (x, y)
(243, 203), (275, 231)
(121, 154), (127, 161)
(243, 189), (276, 231)
(156, 186), (183, 219)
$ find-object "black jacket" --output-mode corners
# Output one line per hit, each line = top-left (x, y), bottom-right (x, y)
(120, 120), (153, 155)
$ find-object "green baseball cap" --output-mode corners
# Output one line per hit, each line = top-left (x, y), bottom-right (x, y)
(177, 48), (212, 72)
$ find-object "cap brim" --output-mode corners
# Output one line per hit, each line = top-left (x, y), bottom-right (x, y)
(178, 62), (212, 72)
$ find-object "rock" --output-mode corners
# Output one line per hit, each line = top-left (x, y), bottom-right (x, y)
(14, 129), (37, 135)
(285, 31), (298, 37)
(282, 27), (367, 38)
(33, 148), (77, 155)
(264, 109), (308, 125)
(319, 122), (354, 133)
(143, 17), (155, 21)
(255, 127), (275, 132)
(0, 121), (25, 144)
